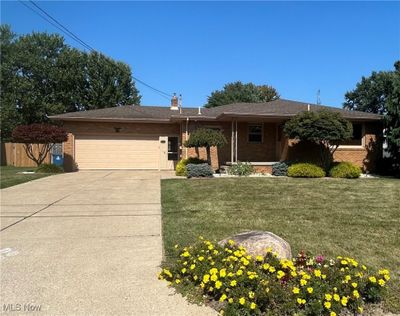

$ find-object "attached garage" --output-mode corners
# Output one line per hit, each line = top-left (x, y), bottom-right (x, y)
(75, 135), (161, 169)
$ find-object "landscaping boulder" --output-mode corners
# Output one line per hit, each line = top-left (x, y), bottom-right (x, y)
(219, 231), (292, 259)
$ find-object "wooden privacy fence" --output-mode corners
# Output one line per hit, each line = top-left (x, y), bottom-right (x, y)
(1, 143), (51, 167)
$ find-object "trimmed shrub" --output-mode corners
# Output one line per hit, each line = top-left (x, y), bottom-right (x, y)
(272, 161), (290, 176)
(228, 161), (254, 176)
(329, 162), (361, 179)
(288, 163), (325, 178)
(35, 164), (64, 173)
(159, 238), (391, 316)
(186, 163), (213, 178)
(175, 157), (207, 176)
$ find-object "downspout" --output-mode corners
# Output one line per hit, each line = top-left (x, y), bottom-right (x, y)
(185, 117), (189, 159)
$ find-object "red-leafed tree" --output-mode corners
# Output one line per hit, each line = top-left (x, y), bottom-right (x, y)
(12, 124), (68, 166)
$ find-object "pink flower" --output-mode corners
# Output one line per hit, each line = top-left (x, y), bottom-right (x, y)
(316, 255), (325, 264)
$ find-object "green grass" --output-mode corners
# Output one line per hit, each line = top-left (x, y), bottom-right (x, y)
(0, 166), (52, 189)
(161, 177), (400, 312)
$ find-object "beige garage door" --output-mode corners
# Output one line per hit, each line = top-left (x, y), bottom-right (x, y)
(75, 135), (160, 169)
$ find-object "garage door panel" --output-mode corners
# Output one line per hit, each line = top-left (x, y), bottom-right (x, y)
(75, 135), (160, 169)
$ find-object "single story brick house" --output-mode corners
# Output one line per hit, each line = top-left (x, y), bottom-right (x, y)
(49, 99), (383, 173)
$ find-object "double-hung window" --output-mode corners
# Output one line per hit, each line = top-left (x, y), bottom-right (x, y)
(248, 124), (263, 144)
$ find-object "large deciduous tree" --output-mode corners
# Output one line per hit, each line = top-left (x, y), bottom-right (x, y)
(385, 62), (400, 169)
(284, 110), (353, 171)
(12, 124), (68, 166)
(184, 128), (227, 165)
(0, 24), (141, 141)
(343, 61), (400, 171)
(205, 81), (279, 108)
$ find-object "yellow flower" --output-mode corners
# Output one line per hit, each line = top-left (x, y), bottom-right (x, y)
(215, 281), (222, 289)
(236, 270), (243, 276)
(300, 279), (307, 286)
(324, 301), (331, 309)
(269, 267), (276, 273)
(248, 291), (255, 299)
(256, 255), (263, 262)
(208, 244), (214, 251)
(314, 269), (321, 277)
(211, 274), (218, 282)
(175, 279), (181, 284)
(369, 276), (377, 283)
(230, 280), (237, 287)
(198, 256), (204, 261)
(321, 274), (327, 279)
(200, 282), (205, 288)
(193, 275), (198, 281)
(344, 275), (351, 282)
(277, 270), (285, 279)
(208, 286), (214, 292)
(291, 271), (298, 277)
(182, 251), (190, 257)
(228, 298), (234, 303)
(250, 302), (256, 310)
(325, 294), (332, 301)
(341, 296), (348, 306)
(333, 294), (340, 302)
(219, 269), (227, 278)
(239, 297), (246, 305)
(219, 294), (227, 302)
(210, 268), (218, 275)
(378, 279), (386, 287)
(341, 259), (348, 265)
(330, 312), (337, 316)
(307, 287), (313, 294)
(174, 244), (179, 249)
(353, 290), (360, 299)
(297, 298), (306, 305)
(358, 306), (363, 313)
(351, 282), (357, 288)
(292, 287), (300, 294)
(263, 263), (270, 270)
(203, 274), (210, 283)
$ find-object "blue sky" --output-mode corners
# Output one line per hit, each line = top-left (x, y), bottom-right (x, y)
(2, 1), (399, 108)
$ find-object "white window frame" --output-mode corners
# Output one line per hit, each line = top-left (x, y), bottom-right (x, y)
(338, 123), (365, 149)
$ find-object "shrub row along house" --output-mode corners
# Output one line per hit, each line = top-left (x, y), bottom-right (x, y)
(50, 98), (383, 173)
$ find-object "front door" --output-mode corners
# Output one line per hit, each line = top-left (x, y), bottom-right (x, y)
(159, 136), (179, 170)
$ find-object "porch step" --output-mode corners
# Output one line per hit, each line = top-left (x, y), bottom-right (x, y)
(219, 165), (229, 174)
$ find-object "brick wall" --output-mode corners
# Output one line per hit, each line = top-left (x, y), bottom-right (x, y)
(281, 121), (382, 171)
(182, 121), (278, 169)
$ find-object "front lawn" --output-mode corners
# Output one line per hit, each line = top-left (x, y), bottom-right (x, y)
(0, 166), (51, 189)
(161, 177), (400, 312)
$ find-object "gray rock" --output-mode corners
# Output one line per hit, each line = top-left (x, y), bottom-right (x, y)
(219, 231), (292, 259)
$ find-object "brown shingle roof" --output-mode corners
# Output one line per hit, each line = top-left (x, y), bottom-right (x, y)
(49, 99), (382, 122)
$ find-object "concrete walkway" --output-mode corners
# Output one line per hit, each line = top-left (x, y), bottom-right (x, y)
(0, 171), (215, 315)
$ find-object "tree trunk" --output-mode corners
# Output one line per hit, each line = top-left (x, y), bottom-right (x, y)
(206, 146), (211, 165)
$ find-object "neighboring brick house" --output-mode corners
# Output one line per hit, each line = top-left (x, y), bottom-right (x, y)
(49, 99), (383, 173)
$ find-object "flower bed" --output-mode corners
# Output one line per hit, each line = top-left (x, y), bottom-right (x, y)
(159, 238), (390, 315)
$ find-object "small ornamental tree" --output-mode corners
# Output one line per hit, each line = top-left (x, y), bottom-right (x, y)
(12, 124), (68, 166)
(184, 128), (227, 165)
(284, 110), (353, 171)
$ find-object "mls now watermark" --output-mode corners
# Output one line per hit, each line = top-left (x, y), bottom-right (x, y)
(3, 303), (41, 313)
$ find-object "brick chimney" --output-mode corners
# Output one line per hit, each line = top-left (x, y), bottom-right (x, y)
(171, 93), (178, 110)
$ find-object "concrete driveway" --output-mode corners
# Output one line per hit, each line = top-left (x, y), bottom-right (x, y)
(0, 171), (215, 315)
